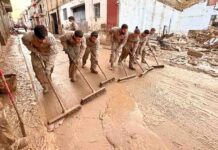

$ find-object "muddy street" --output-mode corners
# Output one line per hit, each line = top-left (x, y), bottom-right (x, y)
(17, 34), (218, 149)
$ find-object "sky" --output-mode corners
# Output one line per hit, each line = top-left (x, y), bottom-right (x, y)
(11, 0), (31, 21)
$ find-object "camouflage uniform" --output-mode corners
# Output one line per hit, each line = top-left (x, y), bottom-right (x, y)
(109, 27), (128, 67)
(60, 31), (86, 81)
(82, 35), (100, 71)
(22, 32), (58, 91)
(64, 20), (78, 33)
(118, 33), (140, 68)
(136, 33), (149, 62)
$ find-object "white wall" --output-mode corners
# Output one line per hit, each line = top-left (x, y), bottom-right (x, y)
(177, 1), (218, 34)
(119, 0), (180, 33)
(119, 0), (218, 34)
(59, 0), (107, 30)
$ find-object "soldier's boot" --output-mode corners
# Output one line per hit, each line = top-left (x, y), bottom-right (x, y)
(91, 69), (98, 74)
(82, 60), (86, 68)
(82, 63), (86, 68)
(129, 64), (136, 70)
(42, 84), (49, 94)
(118, 56), (123, 66)
(129, 66), (136, 70)
(70, 74), (77, 82)
(110, 63), (114, 70)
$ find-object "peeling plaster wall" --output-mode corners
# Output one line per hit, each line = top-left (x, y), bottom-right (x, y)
(177, 1), (218, 34)
(118, 0), (217, 34)
(118, 0), (181, 33)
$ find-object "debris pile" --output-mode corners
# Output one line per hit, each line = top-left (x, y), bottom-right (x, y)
(152, 27), (218, 77)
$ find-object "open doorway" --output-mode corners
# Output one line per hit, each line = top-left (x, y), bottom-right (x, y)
(51, 12), (58, 34)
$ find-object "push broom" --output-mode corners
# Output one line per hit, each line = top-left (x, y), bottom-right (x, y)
(89, 51), (115, 87)
(75, 65), (106, 105)
(149, 47), (165, 68)
(37, 55), (81, 125)
(136, 60), (153, 77)
(117, 61), (137, 82)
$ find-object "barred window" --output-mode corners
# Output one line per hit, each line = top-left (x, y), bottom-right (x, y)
(94, 3), (100, 18)
(63, 8), (67, 20)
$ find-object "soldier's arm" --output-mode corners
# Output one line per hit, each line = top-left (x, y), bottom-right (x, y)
(140, 38), (148, 51)
(117, 33), (128, 52)
(95, 39), (100, 61)
(48, 34), (58, 55)
(21, 33), (38, 53)
(60, 34), (69, 53)
(79, 37), (87, 59)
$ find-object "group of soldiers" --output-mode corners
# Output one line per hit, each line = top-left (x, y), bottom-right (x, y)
(22, 17), (156, 94)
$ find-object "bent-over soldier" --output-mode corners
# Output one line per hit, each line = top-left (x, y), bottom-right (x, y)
(109, 24), (128, 69)
(118, 27), (140, 70)
(82, 31), (100, 74)
(60, 30), (86, 82)
(22, 25), (58, 93)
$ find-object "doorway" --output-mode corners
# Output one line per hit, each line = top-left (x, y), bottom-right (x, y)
(51, 12), (58, 34)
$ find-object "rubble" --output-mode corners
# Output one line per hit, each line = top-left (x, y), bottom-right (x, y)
(187, 50), (203, 58)
(151, 28), (218, 77)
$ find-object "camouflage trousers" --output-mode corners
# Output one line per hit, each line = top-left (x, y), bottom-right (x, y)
(82, 48), (98, 71)
(109, 42), (121, 67)
(31, 53), (56, 88)
(118, 47), (135, 68)
(135, 45), (149, 62)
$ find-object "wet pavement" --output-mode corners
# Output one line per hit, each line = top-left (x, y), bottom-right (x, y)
(6, 34), (218, 150)
(0, 36), (58, 149)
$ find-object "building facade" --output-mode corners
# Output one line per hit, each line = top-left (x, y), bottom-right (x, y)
(0, 0), (12, 46)
(59, 0), (107, 32)
(21, 0), (218, 35)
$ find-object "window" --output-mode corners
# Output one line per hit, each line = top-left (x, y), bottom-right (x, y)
(94, 3), (100, 18)
(63, 8), (67, 20)
(210, 15), (218, 27)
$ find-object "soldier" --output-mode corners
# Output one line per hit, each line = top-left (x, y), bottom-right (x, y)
(109, 24), (128, 69)
(135, 29), (150, 63)
(118, 27), (141, 70)
(22, 25), (58, 94)
(64, 16), (78, 32)
(82, 31), (100, 74)
(60, 30), (86, 82)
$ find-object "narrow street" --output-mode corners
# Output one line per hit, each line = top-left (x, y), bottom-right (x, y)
(17, 34), (218, 149)
(0, 0), (217, 149)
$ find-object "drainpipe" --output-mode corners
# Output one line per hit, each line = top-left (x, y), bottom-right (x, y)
(45, 0), (50, 27)
(117, 0), (120, 26)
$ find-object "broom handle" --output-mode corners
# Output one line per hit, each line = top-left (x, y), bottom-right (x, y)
(129, 51), (145, 72)
(37, 55), (66, 112)
(149, 47), (159, 65)
(135, 60), (144, 72)
(121, 62), (128, 76)
(76, 65), (95, 92)
(89, 50), (108, 80)
(0, 70), (27, 137)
